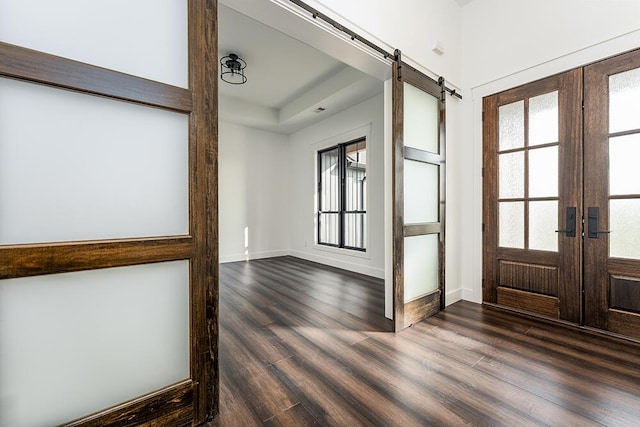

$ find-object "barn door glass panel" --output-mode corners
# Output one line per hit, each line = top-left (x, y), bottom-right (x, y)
(404, 160), (439, 224)
(404, 82), (439, 153)
(0, 78), (189, 244)
(0, 0), (188, 87)
(404, 234), (439, 301)
(402, 81), (440, 302)
(0, 261), (190, 427)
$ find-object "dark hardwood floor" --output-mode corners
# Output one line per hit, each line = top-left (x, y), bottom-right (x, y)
(212, 256), (640, 426)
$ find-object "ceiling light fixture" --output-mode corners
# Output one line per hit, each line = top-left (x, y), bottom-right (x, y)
(220, 53), (247, 85)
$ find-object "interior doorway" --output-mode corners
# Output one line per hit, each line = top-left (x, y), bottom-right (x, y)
(483, 48), (640, 341)
(216, 1), (388, 319)
(218, 0), (450, 331)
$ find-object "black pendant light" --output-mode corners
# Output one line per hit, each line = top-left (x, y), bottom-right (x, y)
(220, 53), (247, 85)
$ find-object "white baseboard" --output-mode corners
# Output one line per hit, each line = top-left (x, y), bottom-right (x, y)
(288, 250), (385, 279)
(462, 287), (481, 303)
(445, 288), (463, 306)
(219, 249), (289, 264)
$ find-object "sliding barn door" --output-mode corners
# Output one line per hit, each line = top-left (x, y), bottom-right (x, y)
(584, 49), (640, 339)
(392, 53), (446, 331)
(483, 70), (583, 322)
(0, 1), (217, 425)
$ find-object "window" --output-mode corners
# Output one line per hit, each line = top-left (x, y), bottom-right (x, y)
(317, 138), (367, 251)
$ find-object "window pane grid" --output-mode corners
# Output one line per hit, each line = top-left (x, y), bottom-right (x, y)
(317, 139), (366, 251)
(497, 91), (559, 252)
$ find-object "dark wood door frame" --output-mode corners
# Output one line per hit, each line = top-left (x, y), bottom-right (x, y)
(0, 0), (218, 425)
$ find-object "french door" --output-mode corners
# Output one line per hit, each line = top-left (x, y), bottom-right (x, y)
(584, 49), (640, 338)
(483, 48), (640, 341)
(392, 52), (446, 331)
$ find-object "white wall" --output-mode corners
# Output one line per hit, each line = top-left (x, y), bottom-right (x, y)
(462, 0), (640, 89)
(311, 0), (463, 87)
(288, 93), (385, 278)
(219, 94), (386, 279)
(218, 121), (290, 262)
(459, 0), (640, 302)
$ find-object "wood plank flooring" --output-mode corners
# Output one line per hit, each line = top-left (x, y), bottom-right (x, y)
(211, 256), (640, 426)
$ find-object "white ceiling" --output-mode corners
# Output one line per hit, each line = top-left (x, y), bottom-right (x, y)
(218, 4), (383, 134)
(455, 0), (475, 6)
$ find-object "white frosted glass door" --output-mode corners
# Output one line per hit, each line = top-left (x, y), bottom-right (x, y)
(393, 62), (445, 330)
(0, 261), (190, 427)
(0, 0), (188, 87)
(0, 77), (189, 244)
(0, 1), (215, 424)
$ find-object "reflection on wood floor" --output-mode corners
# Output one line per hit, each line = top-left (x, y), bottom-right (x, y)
(210, 256), (640, 426)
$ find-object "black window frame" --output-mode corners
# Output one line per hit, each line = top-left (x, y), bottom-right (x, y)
(317, 137), (367, 252)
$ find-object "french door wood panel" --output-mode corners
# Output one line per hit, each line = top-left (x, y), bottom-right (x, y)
(483, 69), (583, 323)
(392, 53), (446, 331)
(584, 49), (640, 340)
(484, 47), (640, 342)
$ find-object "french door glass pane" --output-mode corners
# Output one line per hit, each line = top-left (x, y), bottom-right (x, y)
(319, 148), (339, 211)
(403, 82), (439, 153)
(609, 67), (640, 133)
(529, 200), (558, 252)
(609, 134), (640, 196)
(499, 100), (524, 150)
(528, 146), (558, 197)
(610, 199), (640, 259)
(499, 151), (525, 198)
(499, 201), (525, 249)
(318, 213), (339, 245)
(404, 234), (439, 302)
(344, 213), (366, 249)
(404, 160), (439, 224)
(0, 261), (190, 427)
(0, 78), (188, 245)
(529, 91), (559, 146)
